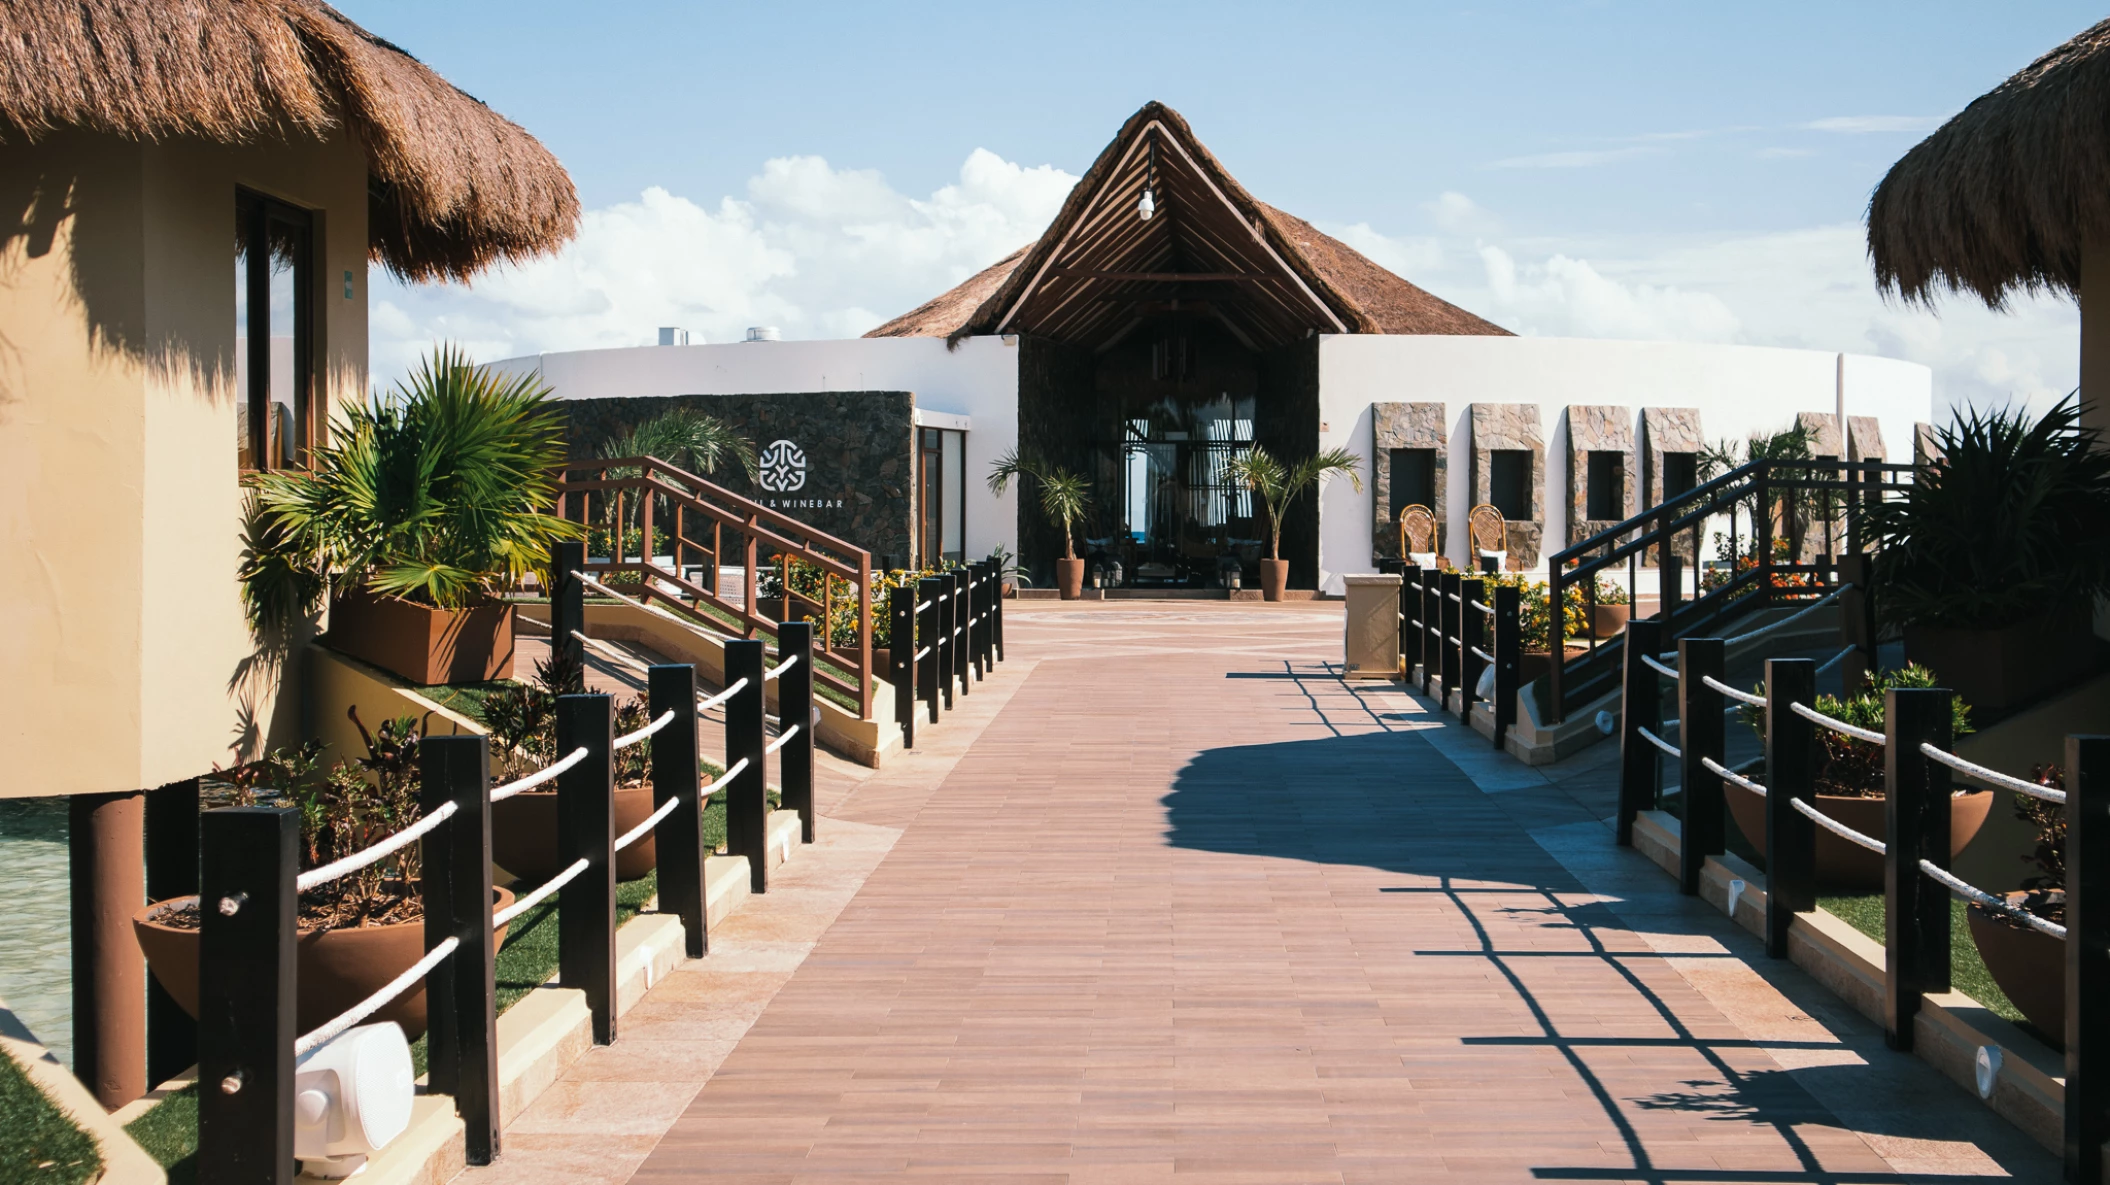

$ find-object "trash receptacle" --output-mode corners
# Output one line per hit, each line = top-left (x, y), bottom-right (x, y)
(1342, 573), (1403, 679)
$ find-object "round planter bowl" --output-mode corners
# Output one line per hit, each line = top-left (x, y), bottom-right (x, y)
(132, 888), (514, 1041)
(1055, 558), (1086, 600)
(1726, 785), (1993, 892)
(1591, 604), (1631, 639)
(1258, 559), (1291, 602)
(492, 785), (659, 883)
(1967, 893), (2064, 1046)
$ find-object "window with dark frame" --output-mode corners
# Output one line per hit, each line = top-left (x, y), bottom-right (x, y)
(1489, 449), (1532, 520)
(1585, 450), (1624, 521)
(236, 189), (315, 471)
(1388, 448), (1436, 521)
(918, 427), (942, 566)
(1661, 451), (1698, 501)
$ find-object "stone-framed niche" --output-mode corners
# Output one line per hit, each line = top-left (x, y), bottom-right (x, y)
(1468, 403), (1544, 569)
(1914, 421), (1943, 468)
(1795, 411), (1842, 458)
(1846, 416), (1886, 462)
(1371, 402), (1447, 560)
(1565, 405), (1635, 548)
(1640, 407), (1703, 566)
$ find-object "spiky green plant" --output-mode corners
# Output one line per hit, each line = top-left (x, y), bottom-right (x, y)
(987, 449), (1091, 561)
(1220, 445), (1364, 560)
(1865, 396), (2110, 630)
(250, 345), (582, 613)
(599, 406), (758, 483)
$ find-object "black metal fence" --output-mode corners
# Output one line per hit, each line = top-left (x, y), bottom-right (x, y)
(888, 561), (1005, 748)
(1615, 627), (2107, 1182)
(1388, 562), (1522, 751)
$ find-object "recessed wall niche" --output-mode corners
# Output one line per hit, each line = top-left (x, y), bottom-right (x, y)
(1370, 402), (1447, 560)
(1564, 405), (1634, 548)
(1640, 407), (1703, 566)
(1468, 403), (1545, 568)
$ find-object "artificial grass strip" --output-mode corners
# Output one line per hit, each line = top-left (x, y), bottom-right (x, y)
(1817, 893), (2028, 1029)
(123, 1083), (197, 1184)
(0, 1051), (102, 1185)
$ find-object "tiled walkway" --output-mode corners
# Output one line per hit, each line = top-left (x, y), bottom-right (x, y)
(536, 603), (2057, 1183)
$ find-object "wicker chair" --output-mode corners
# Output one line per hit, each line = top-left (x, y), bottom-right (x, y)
(1396, 504), (1442, 570)
(1467, 503), (1509, 572)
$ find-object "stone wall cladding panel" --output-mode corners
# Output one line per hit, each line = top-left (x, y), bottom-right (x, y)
(1846, 415), (1886, 462)
(1370, 401), (1448, 560)
(1467, 402), (1545, 569)
(1914, 421), (1943, 468)
(1640, 407), (1704, 567)
(564, 391), (917, 568)
(1564, 405), (1636, 549)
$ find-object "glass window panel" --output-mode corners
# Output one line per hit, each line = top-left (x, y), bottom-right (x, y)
(1490, 449), (1532, 520)
(1389, 448), (1436, 518)
(940, 429), (963, 561)
(1586, 451), (1624, 520)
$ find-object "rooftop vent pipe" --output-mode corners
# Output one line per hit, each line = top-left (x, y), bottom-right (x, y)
(744, 326), (780, 342)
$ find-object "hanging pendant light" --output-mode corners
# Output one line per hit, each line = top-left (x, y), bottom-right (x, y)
(1139, 136), (1158, 222)
(1138, 187), (1155, 221)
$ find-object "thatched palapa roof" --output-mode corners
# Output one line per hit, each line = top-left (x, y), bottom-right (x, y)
(1868, 17), (2110, 308)
(0, 0), (578, 281)
(867, 101), (1507, 346)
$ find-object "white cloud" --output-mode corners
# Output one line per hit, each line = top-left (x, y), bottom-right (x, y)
(1423, 190), (1500, 235)
(1803, 115), (1943, 134)
(370, 148), (1077, 384)
(1488, 145), (1662, 170)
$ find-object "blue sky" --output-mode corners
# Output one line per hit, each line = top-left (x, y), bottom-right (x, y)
(342, 1), (2103, 419)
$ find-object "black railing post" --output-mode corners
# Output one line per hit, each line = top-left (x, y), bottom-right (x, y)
(144, 778), (200, 1087)
(890, 584), (916, 749)
(992, 567), (1006, 663)
(1678, 637), (1726, 896)
(1754, 460), (1774, 609)
(1616, 618), (1663, 848)
(2067, 734), (2109, 1184)
(648, 663), (708, 958)
(1763, 658), (1817, 960)
(934, 578), (955, 711)
(552, 539), (586, 674)
(556, 692), (616, 1045)
(1438, 571), (1460, 702)
(1422, 569), (1442, 696)
(197, 805), (297, 1185)
(1659, 553), (1682, 641)
(918, 577), (945, 724)
(723, 640), (770, 893)
(1883, 686), (1953, 1051)
(1548, 562), (1567, 723)
(970, 562), (990, 681)
(420, 734), (498, 1164)
(952, 568), (972, 698)
(778, 621), (817, 844)
(1458, 577), (1486, 726)
(1398, 564), (1421, 680)
(1493, 584), (1521, 752)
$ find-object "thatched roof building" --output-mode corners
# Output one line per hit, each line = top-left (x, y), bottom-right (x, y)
(0, 0), (578, 281)
(1868, 17), (2110, 308)
(868, 101), (1506, 346)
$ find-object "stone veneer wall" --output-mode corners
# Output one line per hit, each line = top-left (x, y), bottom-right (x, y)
(1641, 407), (1703, 566)
(564, 391), (916, 568)
(1370, 402), (1447, 560)
(1846, 416), (1886, 462)
(1564, 405), (1635, 549)
(1914, 422), (1943, 468)
(1795, 411), (1843, 459)
(1468, 403), (1545, 569)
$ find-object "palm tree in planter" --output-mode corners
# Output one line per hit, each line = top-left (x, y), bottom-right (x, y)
(249, 345), (582, 685)
(987, 449), (1092, 598)
(1222, 445), (1363, 600)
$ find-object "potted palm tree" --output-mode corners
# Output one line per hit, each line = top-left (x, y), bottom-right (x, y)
(1867, 398), (2110, 713)
(988, 450), (1091, 599)
(248, 346), (581, 685)
(1221, 445), (1363, 601)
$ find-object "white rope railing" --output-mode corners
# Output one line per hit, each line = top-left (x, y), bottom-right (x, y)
(571, 570), (725, 647)
(766, 723), (803, 755)
(491, 747), (590, 802)
(614, 709), (676, 751)
(764, 653), (801, 682)
(297, 801), (458, 893)
(1471, 600), (1492, 615)
(1919, 744), (2066, 804)
(697, 677), (751, 714)
(1791, 796), (1885, 853)
(1635, 726), (1680, 759)
(1919, 859), (2067, 939)
(1642, 655), (1680, 681)
(493, 858), (588, 927)
(295, 937), (458, 1057)
(915, 600), (932, 612)
(1470, 646), (1494, 664)
(1723, 583), (1850, 647)
(1701, 675), (1767, 707)
(1701, 755), (1767, 797)
(1790, 700), (1885, 745)
(704, 757), (749, 797)
(614, 794), (681, 852)
(573, 630), (651, 675)
(913, 646), (932, 660)
(1447, 592), (1462, 604)
(1816, 645), (1856, 675)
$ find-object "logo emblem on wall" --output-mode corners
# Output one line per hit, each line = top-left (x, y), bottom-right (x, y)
(758, 439), (807, 493)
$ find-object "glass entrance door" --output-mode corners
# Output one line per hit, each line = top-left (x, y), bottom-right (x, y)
(1116, 393), (1256, 586)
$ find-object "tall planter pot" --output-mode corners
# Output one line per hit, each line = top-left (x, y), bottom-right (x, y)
(491, 785), (659, 882)
(132, 888), (515, 1041)
(1725, 784), (1994, 891)
(1055, 558), (1086, 600)
(1903, 605), (2099, 715)
(326, 587), (515, 686)
(1967, 893), (2064, 1045)
(1258, 559), (1291, 602)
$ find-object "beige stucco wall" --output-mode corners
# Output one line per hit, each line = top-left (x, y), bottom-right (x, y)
(0, 129), (370, 798)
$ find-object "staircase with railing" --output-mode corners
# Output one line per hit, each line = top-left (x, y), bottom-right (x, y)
(1544, 456), (1914, 723)
(555, 455), (876, 719)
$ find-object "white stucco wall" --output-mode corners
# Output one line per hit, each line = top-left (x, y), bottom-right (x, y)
(1314, 336), (1933, 593)
(492, 337), (1021, 565)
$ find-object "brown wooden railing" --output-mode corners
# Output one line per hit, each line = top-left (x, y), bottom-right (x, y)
(556, 455), (875, 719)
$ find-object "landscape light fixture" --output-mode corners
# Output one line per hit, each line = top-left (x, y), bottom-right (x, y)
(293, 1022), (416, 1178)
(1138, 135), (1158, 221)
